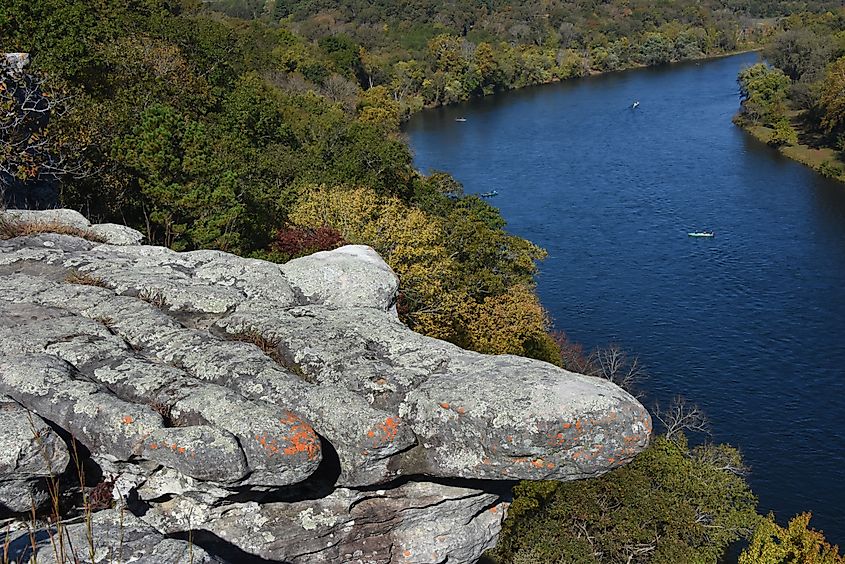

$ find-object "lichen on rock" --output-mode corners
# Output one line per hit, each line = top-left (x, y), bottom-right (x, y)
(0, 209), (651, 563)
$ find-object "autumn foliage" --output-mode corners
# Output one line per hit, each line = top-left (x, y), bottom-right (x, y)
(271, 225), (347, 260)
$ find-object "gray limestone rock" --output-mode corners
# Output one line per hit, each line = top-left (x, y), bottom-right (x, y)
(0, 397), (69, 513)
(280, 245), (399, 310)
(141, 481), (507, 563)
(0, 301), (322, 488)
(2, 209), (144, 246)
(4, 209), (91, 231)
(5, 508), (223, 564)
(0, 210), (652, 562)
(2, 52), (30, 72)
(0, 396), (69, 479)
(89, 223), (144, 246)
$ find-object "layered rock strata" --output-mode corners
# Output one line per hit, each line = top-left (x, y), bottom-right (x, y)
(0, 210), (651, 563)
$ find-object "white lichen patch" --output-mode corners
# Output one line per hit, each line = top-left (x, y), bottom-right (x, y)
(297, 507), (342, 531)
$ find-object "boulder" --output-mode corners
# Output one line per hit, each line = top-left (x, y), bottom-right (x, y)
(280, 244), (399, 310)
(2, 209), (144, 246)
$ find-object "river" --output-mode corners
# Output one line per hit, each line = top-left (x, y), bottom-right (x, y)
(405, 52), (845, 546)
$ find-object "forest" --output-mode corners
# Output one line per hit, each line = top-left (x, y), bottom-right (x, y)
(2, 0), (844, 561)
(735, 10), (845, 180)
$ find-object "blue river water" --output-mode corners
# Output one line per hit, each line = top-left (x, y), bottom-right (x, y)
(406, 52), (845, 545)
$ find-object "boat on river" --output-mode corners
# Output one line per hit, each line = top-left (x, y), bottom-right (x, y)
(688, 231), (714, 238)
(455, 117), (467, 122)
(480, 190), (498, 198)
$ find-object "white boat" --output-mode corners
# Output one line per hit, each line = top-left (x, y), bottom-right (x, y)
(631, 101), (640, 109)
(688, 231), (714, 238)
(455, 117), (467, 122)
(480, 190), (498, 198)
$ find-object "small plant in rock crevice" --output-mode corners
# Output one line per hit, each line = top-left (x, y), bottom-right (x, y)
(229, 328), (313, 382)
(137, 288), (168, 308)
(65, 270), (108, 288)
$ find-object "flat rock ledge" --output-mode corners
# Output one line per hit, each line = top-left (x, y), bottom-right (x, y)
(0, 210), (651, 563)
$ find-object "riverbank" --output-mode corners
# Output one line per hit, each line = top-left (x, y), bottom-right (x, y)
(412, 45), (764, 114)
(736, 119), (845, 183)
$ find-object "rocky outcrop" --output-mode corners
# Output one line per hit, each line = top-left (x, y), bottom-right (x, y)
(7, 509), (224, 564)
(0, 210), (651, 563)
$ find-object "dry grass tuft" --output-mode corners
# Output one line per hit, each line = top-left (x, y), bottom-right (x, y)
(230, 329), (312, 381)
(149, 401), (178, 427)
(0, 216), (106, 243)
(137, 288), (167, 308)
(231, 329), (285, 364)
(65, 270), (109, 288)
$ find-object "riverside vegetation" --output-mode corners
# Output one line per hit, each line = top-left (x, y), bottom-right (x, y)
(735, 10), (845, 181)
(2, 0), (845, 561)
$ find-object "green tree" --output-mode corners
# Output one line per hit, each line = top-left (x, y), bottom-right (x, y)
(765, 28), (835, 82)
(493, 435), (759, 564)
(639, 33), (674, 66)
(737, 64), (791, 124)
(769, 117), (799, 146)
(819, 57), (845, 136)
(112, 104), (247, 251)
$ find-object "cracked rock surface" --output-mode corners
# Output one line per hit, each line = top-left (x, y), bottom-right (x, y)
(0, 210), (651, 563)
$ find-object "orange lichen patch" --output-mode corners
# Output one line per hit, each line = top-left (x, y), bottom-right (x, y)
(489, 506), (499, 514)
(439, 402), (450, 409)
(530, 459), (545, 469)
(367, 416), (401, 447)
(274, 412), (321, 461)
(256, 433), (281, 457)
(178, 447), (186, 454)
(545, 462), (554, 469)
(562, 423), (571, 429)
(456, 407), (466, 415)
(547, 431), (566, 446)
(382, 417), (400, 440)
(283, 423), (320, 460)
(280, 411), (301, 425)
(574, 420), (583, 431)
(505, 435), (513, 442)
(482, 457), (491, 465)
(121, 415), (134, 424)
(149, 442), (158, 449)
(402, 550), (412, 558)
(608, 457), (616, 464)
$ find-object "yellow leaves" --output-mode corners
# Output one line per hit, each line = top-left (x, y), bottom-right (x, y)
(289, 185), (454, 300)
(740, 513), (845, 564)
(357, 85), (402, 129)
(290, 185), (557, 362)
(463, 284), (552, 357)
(819, 57), (845, 134)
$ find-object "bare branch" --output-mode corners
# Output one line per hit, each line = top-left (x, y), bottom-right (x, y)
(653, 396), (710, 442)
(1, 55), (91, 201)
(587, 344), (646, 393)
